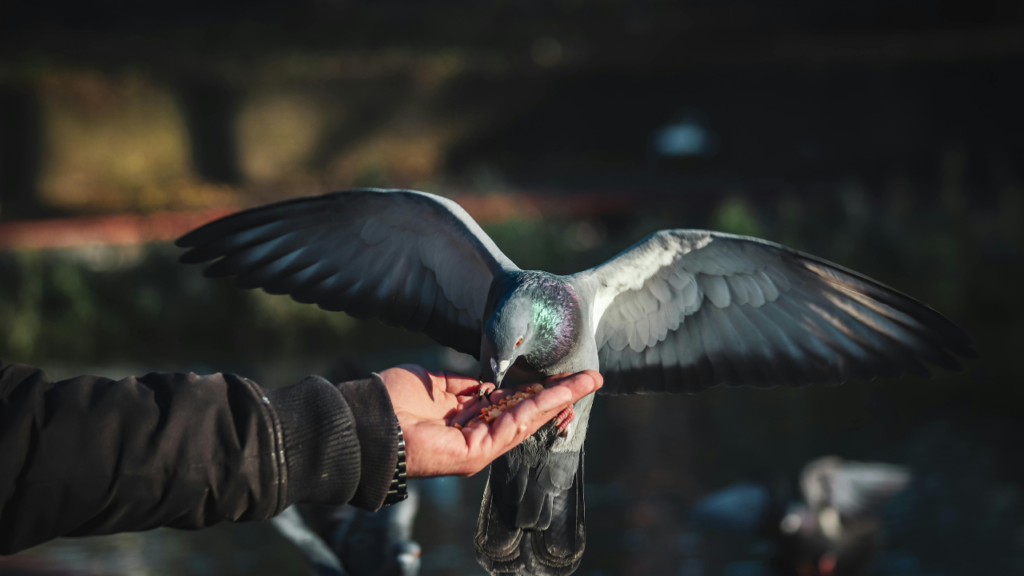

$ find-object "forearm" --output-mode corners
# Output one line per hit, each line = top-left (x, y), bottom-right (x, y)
(0, 363), (397, 554)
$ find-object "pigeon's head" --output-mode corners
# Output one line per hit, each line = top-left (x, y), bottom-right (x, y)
(485, 274), (582, 386)
(486, 294), (535, 385)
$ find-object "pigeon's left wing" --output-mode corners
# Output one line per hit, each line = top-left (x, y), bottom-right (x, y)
(572, 230), (976, 394)
(177, 189), (519, 357)
(800, 457), (911, 519)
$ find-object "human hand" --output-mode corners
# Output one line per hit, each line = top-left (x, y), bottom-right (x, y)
(379, 365), (602, 478)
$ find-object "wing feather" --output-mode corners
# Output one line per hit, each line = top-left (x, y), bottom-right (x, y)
(573, 230), (975, 395)
(177, 189), (519, 356)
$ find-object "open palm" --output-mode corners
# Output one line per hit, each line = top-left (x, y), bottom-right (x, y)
(379, 365), (601, 478)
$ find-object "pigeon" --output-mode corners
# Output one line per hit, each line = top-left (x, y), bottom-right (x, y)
(795, 456), (911, 539)
(329, 484), (422, 576)
(689, 457), (911, 576)
(271, 505), (348, 576)
(778, 457), (911, 576)
(271, 484), (421, 576)
(176, 188), (975, 576)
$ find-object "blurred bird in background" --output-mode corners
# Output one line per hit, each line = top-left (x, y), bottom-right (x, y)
(271, 507), (347, 576)
(271, 485), (421, 576)
(178, 188), (974, 576)
(689, 456), (911, 576)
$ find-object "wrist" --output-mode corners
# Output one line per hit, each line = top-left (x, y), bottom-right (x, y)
(263, 376), (361, 507)
(336, 374), (401, 510)
(383, 424), (408, 505)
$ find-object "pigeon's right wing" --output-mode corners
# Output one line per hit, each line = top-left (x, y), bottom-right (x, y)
(573, 230), (976, 394)
(800, 457), (911, 519)
(177, 189), (519, 357)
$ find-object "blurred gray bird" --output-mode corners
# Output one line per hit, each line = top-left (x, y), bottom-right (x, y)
(778, 457), (911, 576)
(271, 506), (347, 576)
(793, 456), (911, 541)
(690, 457), (911, 576)
(177, 189), (975, 576)
(331, 485), (421, 576)
(271, 484), (421, 576)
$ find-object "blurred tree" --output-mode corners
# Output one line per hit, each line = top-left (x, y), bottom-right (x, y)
(178, 77), (243, 185)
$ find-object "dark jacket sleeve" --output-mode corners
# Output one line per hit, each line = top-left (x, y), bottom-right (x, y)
(0, 363), (398, 555)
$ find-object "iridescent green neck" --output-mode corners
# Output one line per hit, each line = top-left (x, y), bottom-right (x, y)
(522, 274), (581, 369)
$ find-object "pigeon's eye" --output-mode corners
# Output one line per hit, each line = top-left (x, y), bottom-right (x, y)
(515, 337), (523, 347)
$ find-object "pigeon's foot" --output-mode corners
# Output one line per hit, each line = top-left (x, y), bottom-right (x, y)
(477, 381), (496, 402)
(554, 405), (575, 437)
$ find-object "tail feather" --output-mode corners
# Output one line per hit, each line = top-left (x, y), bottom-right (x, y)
(475, 452), (586, 576)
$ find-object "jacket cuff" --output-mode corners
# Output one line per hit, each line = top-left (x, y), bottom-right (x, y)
(336, 374), (399, 510)
(264, 376), (361, 507)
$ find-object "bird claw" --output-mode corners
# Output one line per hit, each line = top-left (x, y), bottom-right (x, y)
(553, 406), (575, 437)
(478, 382), (496, 402)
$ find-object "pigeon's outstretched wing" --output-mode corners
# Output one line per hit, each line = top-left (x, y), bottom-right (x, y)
(177, 189), (518, 356)
(573, 230), (976, 394)
(800, 456), (911, 519)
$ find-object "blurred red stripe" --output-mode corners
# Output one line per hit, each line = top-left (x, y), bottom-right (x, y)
(0, 193), (636, 250)
(0, 209), (237, 250)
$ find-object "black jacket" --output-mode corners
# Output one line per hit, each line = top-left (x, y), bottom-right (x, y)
(0, 362), (399, 554)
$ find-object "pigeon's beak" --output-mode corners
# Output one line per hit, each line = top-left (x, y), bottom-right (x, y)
(489, 357), (511, 387)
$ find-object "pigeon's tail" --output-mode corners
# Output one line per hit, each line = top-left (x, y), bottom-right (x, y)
(474, 451), (585, 576)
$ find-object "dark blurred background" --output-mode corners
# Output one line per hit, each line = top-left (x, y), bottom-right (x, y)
(1, 1), (1022, 575)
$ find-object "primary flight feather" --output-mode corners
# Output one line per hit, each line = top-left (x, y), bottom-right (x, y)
(177, 189), (975, 576)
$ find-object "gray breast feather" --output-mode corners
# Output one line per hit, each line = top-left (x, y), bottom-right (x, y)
(575, 230), (976, 395)
(176, 189), (520, 357)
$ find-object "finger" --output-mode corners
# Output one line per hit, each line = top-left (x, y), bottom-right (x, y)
(456, 386), (492, 407)
(467, 383), (547, 419)
(404, 420), (476, 478)
(450, 399), (492, 426)
(464, 371), (602, 433)
(487, 388), (516, 403)
(388, 364), (441, 401)
(487, 381), (549, 404)
(486, 372), (602, 453)
(455, 381), (500, 410)
(529, 371), (602, 413)
(476, 382), (496, 403)
(443, 371), (488, 396)
(460, 417), (493, 462)
(542, 370), (604, 389)
(502, 386), (573, 433)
